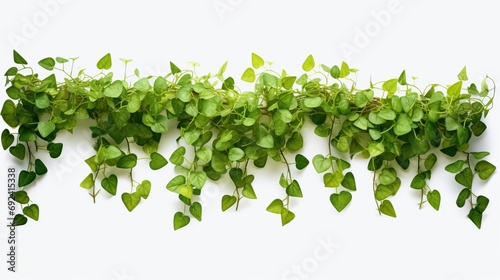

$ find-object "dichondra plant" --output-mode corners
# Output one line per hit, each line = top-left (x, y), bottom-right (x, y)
(2, 50), (496, 229)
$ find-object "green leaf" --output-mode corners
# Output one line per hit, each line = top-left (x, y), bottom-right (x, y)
(424, 153), (437, 170)
(47, 143), (63, 158)
(121, 192), (141, 212)
(379, 168), (397, 185)
(302, 54), (315, 72)
(304, 97), (323, 108)
(398, 70), (407, 85)
(196, 147), (212, 164)
(445, 160), (465, 173)
(241, 67), (256, 83)
(375, 185), (393, 201)
(251, 53), (265, 69)
(151, 115), (169, 133)
(354, 92), (368, 108)
(475, 160), (496, 180)
(312, 155), (331, 173)
(378, 109), (396, 121)
(341, 172), (356, 191)
(468, 208), (482, 229)
(280, 208), (295, 226)
(330, 65), (340, 79)
(9, 144), (26, 160)
(394, 114), (412, 136)
(410, 173), (426, 190)
(470, 152), (490, 160)
(222, 195), (237, 211)
(34, 92), (50, 109)
(177, 84), (192, 102)
(242, 184), (257, 199)
(189, 202), (202, 221)
(37, 121), (55, 138)
(476, 195), (489, 214)
(455, 168), (473, 188)
(447, 81), (462, 98)
(38, 57), (56, 71)
(339, 62), (350, 78)
(154, 76), (168, 94)
(12, 214), (28, 226)
(2, 100), (19, 127)
(368, 142), (384, 158)
(116, 154), (137, 169)
(104, 80), (124, 98)
(427, 190), (441, 211)
(173, 212), (190, 230)
(166, 175), (186, 193)
(336, 136), (349, 152)
(13, 50), (28, 64)
(257, 135), (274, 149)
(19, 171), (36, 188)
(330, 191), (352, 212)
(286, 180), (303, 197)
(295, 154), (309, 170)
(471, 121), (486, 137)
(382, 79), (398, 97)
(189, 171), (207, 189)
(134, 77), (150, 92)
(11, 190), (30, 204)
(34, 159), (48, 175)
(137, 180), (152, 199)
(80, 173), (94, 189)
(101, 174), (118, 196)
(445, 117), (460, 131)
(170, 61), (181, 74)
(149, 152), (168, 170)
(266, 199), (284, 214)
(456, 188), (471, 208)
(55, 57), (69, 63)
(323, 171), (343, 188)
(380, 200), (397, 218)
(1, 129), (14, 150)
(228, 147), (245, 161)
(458, 66), (468, 81)
(97, 53), (112, 70)
(23, 204), (39, 221)
(170, 146), (186, 166)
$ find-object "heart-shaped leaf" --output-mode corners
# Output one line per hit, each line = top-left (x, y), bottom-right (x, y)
(137, 180), (151, 199)
(173, 212), (190, 230)
(221, 195), (237, 211)
(9, 144), (26, 160)
(189, 202), (202, 222)
(1, 129), (14, 150)
(47, 143), (63, 158)
(149, 152), (168, 170)
(427, 190), (441, 211)
(19, 170), (36, 188)
(330, 191), (352, 212)
(12, 214), (28, 226)
(23, 204), (40, 221)
(34, 159), (48, 175)
(121, 192), (141, 212)
(101, 174), (118, 195)
(380, 200), (397, 218)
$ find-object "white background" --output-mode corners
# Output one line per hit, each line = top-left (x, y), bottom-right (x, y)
(1, 1), (500, 279)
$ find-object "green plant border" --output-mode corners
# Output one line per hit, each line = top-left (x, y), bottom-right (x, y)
(1, 50), (496, 229)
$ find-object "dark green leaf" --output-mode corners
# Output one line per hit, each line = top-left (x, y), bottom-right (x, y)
(456, 188), (471, 208)
(468, 208), (482, 229)
(19, 171), (36, 188)
(47, 143), (63, 158)
(410, 173), (426, 190)
(375, 185), (393, 201)
(12, 214), (28, 226)
(476, 195), (489, 214)
(445, 160), (465, 173)
(471, 121), (486, 137)
(424, 153), (437, 170)
(9, 144), (26, 160)
(341, 172), (356, 191)
(1, 129), (14, 150)
(398, 70), (407, 85)
(34, 159), (48, 175)
(295, 154), (309, 170)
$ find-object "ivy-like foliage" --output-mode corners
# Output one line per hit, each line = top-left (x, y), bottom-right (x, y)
(1, 50), (496, 229)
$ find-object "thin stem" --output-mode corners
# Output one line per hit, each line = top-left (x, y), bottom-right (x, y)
(372, 161), (381, 215)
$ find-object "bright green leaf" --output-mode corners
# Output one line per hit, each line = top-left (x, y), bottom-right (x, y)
(330, 191), (352, 212)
